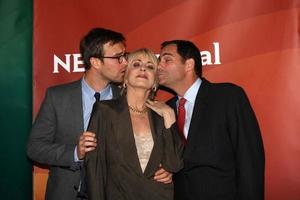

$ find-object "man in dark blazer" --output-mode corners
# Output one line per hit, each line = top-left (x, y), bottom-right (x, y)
(26, 28), (128, 200)
(158, 40), (265, 200)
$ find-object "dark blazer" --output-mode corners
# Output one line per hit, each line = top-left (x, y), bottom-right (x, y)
(27, 79), (120, 200)
(170, 78), (265, 200)
(85, 96), (184, 200)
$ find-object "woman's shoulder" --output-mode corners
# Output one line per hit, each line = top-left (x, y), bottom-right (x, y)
(93, 98), (123, 113)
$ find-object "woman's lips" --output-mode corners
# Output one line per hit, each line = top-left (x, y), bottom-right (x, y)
(136, 75), (148, 79)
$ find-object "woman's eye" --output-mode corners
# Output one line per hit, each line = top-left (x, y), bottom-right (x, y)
(146, 65), (155, 70)
(133, 62), (141, 68)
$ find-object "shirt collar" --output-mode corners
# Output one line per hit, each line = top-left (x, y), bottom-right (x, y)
(81, 77), (111, 100)
(178, 78), (202, 104)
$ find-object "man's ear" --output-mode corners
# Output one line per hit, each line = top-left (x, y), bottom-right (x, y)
(90, 57), (102, 69)
(185, 58), (195, 72)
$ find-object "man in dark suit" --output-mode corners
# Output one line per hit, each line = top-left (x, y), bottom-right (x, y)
(26, 28), (128, 200)
(158, 40), (265, 200)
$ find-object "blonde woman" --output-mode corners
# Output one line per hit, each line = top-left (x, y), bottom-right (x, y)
(85, 48), (183, 200)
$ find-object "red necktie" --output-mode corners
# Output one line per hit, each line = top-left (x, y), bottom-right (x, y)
(177, 98), (187, 144)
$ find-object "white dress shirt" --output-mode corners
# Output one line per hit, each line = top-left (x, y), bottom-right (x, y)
(176, 78), (202, 139)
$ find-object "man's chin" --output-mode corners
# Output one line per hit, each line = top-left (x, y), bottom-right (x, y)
(158, 77), (166, 84)
(113, 77), (124, 83)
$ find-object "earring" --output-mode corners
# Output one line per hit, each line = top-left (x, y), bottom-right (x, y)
(149, 85), (157, 100)
(152, 86), (157, 92)
(120, 82), (127, 96)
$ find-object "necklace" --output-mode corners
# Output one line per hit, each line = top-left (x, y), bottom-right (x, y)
(128, 105), (147, 114)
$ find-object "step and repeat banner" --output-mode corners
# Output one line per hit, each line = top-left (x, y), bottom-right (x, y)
(33, 0), (300, 199)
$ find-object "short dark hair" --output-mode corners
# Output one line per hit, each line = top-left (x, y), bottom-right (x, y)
(80, 27), (125, 70)
(161, 40), (202, 77)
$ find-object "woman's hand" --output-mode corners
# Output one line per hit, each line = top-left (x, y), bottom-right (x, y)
(146, 100), (176, 128)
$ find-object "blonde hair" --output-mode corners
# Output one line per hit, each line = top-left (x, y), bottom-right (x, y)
(127, 48), (158, 67)
(122, 48), (159, 99)
(124, 48), (159, 83)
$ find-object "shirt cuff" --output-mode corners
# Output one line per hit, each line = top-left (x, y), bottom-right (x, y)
(74, 146), (83, 162)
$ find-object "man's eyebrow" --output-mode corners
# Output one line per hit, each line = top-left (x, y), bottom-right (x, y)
(161, 52), (174, 57)
(114, 51), (125, 56)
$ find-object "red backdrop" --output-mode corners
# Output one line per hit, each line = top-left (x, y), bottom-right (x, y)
(33, 0), (300, 199)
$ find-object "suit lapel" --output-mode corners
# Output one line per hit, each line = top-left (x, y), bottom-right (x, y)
(143, 110), (164, 177)
(115, 97), (144, 175)
(69, 80), (84, 135)
(68, 81), (119, 140)
(114, 96), (165, 177)
(184, 79), (210, 154)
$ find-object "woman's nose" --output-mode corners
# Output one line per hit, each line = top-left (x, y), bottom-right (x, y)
(140, 65), (146, 71)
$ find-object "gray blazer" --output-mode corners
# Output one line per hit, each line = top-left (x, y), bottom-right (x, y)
(27, 79), (120, 200)
(85, 96), (184, 200)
